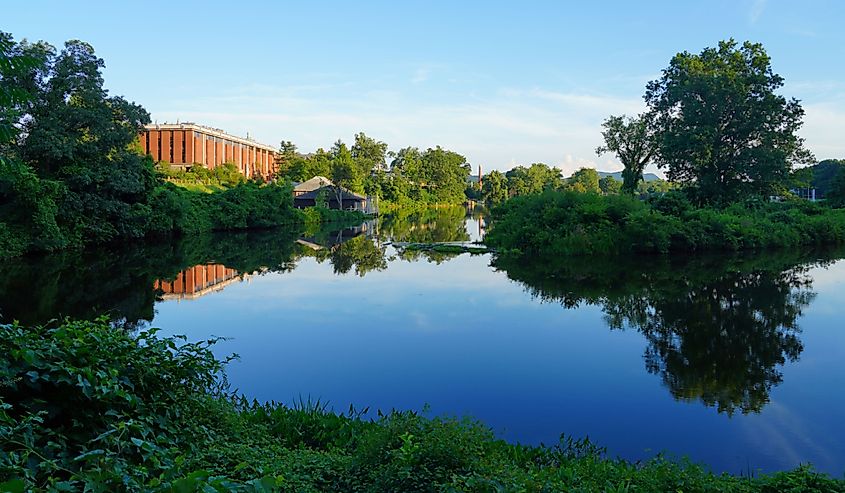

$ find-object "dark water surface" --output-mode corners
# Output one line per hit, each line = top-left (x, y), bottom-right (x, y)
(2, 208), (844, 476)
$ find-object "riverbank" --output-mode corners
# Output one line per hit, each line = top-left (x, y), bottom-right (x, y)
(0, 179), (366, 260)
(485, 190), (845, 257)
(2, 318), (843, 492)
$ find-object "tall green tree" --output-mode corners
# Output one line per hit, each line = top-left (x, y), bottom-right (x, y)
(420, 146), (471, 203)
(566, 168), (600, 193)
(275, 140), (298, 177)
(329, 140), (361, 207)
(505, 163), (562, 197)
(351, 132), (388, 173)
(596, 114), (657, 194)
(482, 170), (508, 204)
(598, 175), (623, 195)
(0, 33), (64, 255)
(17, 39), (154, 242)
(645, 40), (813, 204)
(352, 132), (388, 198)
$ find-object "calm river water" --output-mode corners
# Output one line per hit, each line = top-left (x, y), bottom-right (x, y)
(2, 207), (844, 476)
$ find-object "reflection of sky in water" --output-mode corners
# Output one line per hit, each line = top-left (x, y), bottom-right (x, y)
(153, 254), (845, 476)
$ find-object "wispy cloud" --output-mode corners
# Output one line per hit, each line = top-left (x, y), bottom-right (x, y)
(151, 81), (649, 174)
(412, 67), (431, 84)
(150, 78), (845, 176)
(749, 0), (767, 24)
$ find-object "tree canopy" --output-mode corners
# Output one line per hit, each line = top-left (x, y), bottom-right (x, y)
(566, 168), (601, 193)
(645, 40), (813, 204)
(596, 114), (658, 194)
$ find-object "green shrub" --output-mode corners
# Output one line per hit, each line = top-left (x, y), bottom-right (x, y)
(486, 191), (845, 257)
(2, 318), (844, 492)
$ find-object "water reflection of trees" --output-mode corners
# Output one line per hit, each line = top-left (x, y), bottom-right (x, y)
(492, 251), (838, 415)
(381, 206), (470, 243)
(311, 235), (388, 277)
(380, 206), (472, 264)
(0, 229), (301, 328)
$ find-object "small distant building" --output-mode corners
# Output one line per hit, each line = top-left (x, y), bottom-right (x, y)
(793, 188), (818, 201)
(293, 176), (333, 197)
(294, 185), (368, 212)
(139, 123), (278, 179)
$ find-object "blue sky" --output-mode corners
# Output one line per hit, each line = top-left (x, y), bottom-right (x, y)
(5, 0), (845, 174)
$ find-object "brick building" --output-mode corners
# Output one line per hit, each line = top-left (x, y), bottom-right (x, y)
(139, 123), (278, 179)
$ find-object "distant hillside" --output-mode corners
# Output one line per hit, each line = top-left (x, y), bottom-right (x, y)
(597, 171), (662, 182)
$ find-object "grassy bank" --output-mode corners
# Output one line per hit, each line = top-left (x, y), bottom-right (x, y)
(2, 319), (842, 492)
(485, 190), (845, 257)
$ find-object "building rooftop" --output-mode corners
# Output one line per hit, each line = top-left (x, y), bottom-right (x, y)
(293, 176), (333, 193)
(295, 185), (366, 202)
(144, 122), (277, 152)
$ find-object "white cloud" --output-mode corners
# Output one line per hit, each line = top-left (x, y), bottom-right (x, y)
(150, 78), (845, 176)
(150, 81), (646, 174)
(800, 102), (845, 160)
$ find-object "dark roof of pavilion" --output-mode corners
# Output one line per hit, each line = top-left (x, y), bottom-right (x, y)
(294, 185), (366, 202)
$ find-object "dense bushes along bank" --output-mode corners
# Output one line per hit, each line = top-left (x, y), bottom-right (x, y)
(0, 177), (365, 259)
(2, 319), (843, 492)
(485, 190), (845, 257)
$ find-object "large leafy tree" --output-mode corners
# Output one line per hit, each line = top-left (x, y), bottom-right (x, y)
(421, 146), (471, 203)
(482, 170), (508, 204)
(598, 175), (622, 195)
(505, 163), (562, 197)
(566, 167), (600, 193)
(351, 132), (387, 173)
(595, 114), (657, 194)
(16, 39), (153, 242)
(1, 35), (74, 253)
(352, 132), (388, 198)
(645, 40), (813, 204)
(329, 140), (361, 207)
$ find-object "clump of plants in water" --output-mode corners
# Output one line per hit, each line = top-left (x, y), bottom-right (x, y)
(2, 318), (843, 491)
(401, 243), (490, 255)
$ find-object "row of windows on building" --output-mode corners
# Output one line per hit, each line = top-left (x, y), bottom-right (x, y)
(144, 130), (272, 166)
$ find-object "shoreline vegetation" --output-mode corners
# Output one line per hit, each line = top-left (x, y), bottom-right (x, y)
(3, 318), (844, 492)
(484, 190), (845, 257)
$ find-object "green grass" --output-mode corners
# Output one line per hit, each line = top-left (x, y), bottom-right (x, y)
(2, 318), (843, 492)
(168, 180), (225, 194)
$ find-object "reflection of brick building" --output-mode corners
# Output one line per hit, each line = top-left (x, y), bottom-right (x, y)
(155, 264), (248, 300)
(139, 123), (277, 179)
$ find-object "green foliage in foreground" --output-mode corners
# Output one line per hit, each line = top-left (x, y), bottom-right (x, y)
(2, 319), (843, 492)
(485, 190), (845, 257)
